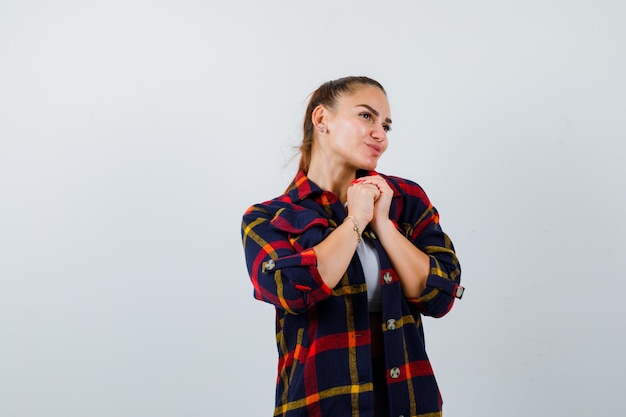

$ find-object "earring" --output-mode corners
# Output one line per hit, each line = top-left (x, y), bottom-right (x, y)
(317, 124), (327, 134)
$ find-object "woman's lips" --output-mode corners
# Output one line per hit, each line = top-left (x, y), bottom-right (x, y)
(366, 143), (382, 156)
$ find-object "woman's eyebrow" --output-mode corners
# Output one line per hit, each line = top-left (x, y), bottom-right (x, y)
(357, 104), (392, 124)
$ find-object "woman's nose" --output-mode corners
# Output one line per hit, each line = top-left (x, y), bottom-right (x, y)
(371, 125), (386, 141)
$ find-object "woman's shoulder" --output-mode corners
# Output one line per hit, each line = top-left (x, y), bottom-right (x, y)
(243, 192), (295, 216)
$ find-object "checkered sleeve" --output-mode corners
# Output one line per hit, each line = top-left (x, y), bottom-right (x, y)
(241, 203), (333, 315)
(388, 176), (463, 318)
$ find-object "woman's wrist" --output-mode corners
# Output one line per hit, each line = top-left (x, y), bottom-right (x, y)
(343, 215), (362, 243)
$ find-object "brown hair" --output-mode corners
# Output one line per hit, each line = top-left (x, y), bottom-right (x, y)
(296, 76), (386, 173)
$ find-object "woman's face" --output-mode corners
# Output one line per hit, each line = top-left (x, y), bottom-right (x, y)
(322, 85), (392, 171)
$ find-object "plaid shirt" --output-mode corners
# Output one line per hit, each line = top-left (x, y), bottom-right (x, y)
(241, 170), (463, 417)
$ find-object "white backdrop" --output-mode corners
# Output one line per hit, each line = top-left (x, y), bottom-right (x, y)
(1, 1), (624, 416)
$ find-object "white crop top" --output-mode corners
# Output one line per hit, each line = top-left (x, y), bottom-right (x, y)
(355, 237), (382, 312)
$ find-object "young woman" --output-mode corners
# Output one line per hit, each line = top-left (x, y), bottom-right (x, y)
(241, 76), (464, 417)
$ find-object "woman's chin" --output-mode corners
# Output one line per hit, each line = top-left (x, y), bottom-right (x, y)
(359, 159), (379, 171)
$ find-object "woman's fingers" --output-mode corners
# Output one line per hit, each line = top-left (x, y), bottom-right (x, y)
(350, 181), (380, 200)
(352, 176), (391, 195)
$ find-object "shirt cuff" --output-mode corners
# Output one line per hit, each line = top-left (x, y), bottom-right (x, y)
(262, 248), (331, 296)
(426, 274), (464, 299)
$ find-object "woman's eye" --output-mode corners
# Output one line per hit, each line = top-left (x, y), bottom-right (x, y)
(383, 125), (391, 132)
(360, 112), (372, 121)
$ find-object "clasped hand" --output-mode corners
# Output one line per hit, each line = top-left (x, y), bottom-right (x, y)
(346, 175), (393, 232)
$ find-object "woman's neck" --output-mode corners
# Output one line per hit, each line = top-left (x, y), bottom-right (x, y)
(306, 162), (356, 204)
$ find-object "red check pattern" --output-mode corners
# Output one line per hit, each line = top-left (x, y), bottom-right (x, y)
(241, 170), (462, 417)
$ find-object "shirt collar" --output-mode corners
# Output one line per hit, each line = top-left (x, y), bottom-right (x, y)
(286, 169), (381, 203)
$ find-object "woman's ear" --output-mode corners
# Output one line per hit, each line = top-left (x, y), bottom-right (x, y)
(311, 104), (328, 132)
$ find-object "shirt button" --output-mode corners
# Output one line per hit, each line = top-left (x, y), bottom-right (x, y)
(383, 272), (392, 284)
(386, 319), (397, 330)
(456, 285), (465, 299)
(389, 367), (400, 379)
(264, 259), (275, 271)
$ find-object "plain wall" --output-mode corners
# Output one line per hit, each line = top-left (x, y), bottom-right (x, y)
(1, 1), (624, 416)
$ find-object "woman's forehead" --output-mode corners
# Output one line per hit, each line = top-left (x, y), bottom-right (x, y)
(338, 86), (391, 114)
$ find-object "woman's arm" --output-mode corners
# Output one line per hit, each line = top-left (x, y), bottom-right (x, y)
(356, 176), (430, 298)
(370, 218), (430, 298)
(355, 175), (463, 316)
(241, 181), (381, 313)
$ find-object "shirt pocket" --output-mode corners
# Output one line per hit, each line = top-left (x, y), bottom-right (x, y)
(269, 207), (330, 249)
